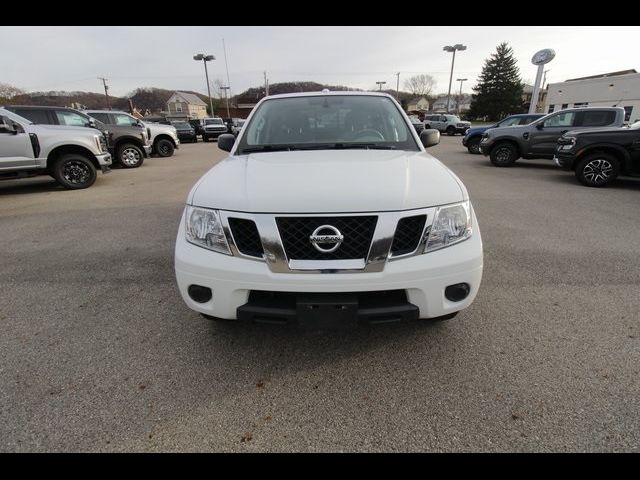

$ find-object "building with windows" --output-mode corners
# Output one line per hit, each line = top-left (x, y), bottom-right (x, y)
(166, 91), (208, 121)
(544, 69), (640, 123)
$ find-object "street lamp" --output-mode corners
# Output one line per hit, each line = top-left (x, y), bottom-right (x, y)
(443, 44), (467, 113)
(456, 78), (468, 113)
(376, 81), (387, 91)
(194, 53), (216, 117)
(220, 86), (231, 118)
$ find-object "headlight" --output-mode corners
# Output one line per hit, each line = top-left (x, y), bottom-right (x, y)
(94, 135), (105, 153)
(558, 136), (576, 149)
(424, 201), (472, 252)
(184, 206), (231, 255)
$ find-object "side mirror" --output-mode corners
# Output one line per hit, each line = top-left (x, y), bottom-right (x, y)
(217, 134), (236, 152)
(420, 128), (440, 148)
(0, 117), (17, 134)
(87, 118), (97, 128)
(536, 123), (544, 130)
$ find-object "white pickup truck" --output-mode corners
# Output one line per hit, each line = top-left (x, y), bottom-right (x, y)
(0, 107), (112, 189)
(174, 91), (483, 326)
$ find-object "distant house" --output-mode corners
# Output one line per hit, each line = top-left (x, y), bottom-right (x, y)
(166, 91), (208, 120)
(432, 95), (457, 113)
(406, 97), (430, 113)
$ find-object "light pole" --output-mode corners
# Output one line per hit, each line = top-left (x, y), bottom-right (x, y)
(193, 53), (216, 117)
(456, 78), (467, 114)
(221, 86), (231, 118)
(376, 81), (386, 91)
(443, 44), (467, 113)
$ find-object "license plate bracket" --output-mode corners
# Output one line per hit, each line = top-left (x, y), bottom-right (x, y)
(296, 293), (358, 329)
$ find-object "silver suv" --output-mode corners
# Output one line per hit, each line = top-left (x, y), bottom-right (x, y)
(424, 114), (471, 136)
(0, 108), (111, 189)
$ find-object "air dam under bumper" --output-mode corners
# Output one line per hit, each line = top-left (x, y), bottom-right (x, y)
(174, 212), (483, 320)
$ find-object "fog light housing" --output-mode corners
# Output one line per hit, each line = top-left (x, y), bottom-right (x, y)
(445, 283), (470, 302)
(188, 285), (212, 303)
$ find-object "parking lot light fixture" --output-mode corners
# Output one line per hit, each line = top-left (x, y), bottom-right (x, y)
(444, 44), (467, 113)
(194, 53), (216, 117)
(376, 81), (387, 91)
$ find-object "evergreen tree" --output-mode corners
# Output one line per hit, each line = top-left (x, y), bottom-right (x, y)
(468, 43), (524, 121)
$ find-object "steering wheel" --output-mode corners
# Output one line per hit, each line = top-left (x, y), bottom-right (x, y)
(353, 129), (385, 141)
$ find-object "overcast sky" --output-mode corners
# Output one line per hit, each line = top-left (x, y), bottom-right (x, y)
(1, 26), (638, 97)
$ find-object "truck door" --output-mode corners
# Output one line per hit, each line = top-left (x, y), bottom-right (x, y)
(528, 111), (577, 157)
(0, 116), (35, 171)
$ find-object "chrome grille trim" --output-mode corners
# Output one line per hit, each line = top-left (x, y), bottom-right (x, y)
(218, 208), (436, 274)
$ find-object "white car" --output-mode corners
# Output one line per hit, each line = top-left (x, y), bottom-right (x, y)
(174, 91), (483, 326)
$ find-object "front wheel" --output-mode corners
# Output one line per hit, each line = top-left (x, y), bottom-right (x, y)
(446, 126), (456, 136)
(490, 142), (519, 167)
(155, 139), (175, 157)
(51, 154), (97, 189)
(575, 153), (620, 187)
(466, 137), (481, 154)
(117, 143), (144, 168)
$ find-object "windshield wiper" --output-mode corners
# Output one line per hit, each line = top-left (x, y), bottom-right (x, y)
(337, 143), (397, 150)
(240, 145), (294, 153)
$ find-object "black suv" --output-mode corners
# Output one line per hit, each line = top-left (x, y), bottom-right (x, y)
(3, 105), (150, 168)
(554, 121), (640, 187)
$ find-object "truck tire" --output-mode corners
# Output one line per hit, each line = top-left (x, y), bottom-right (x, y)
(574, 153), (620, 187)
(446, 126), (456, 136)
(490, 142), (518, 167)
(155, 138), (175, 157)
(117, 143), (144, 168)
(51, 153), (97, 190)
(466, 137), (481, 154)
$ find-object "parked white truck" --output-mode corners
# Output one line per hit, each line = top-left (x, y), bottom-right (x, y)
(0, 108), (112, 189)
(174, 91), (483, 326)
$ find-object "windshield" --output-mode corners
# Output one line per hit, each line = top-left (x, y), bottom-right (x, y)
(205, 118), (224, 125)
(498, 116), (523, 127)
(236, 95), (419, 154)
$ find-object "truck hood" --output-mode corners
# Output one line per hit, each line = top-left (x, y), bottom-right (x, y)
(484, 125), (528, 137)
(189, 150), (466, 213)
(465, 125), (493, 137)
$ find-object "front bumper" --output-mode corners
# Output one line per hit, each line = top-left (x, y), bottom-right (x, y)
(143, 145), (152, 157)
(174, 211), (483, 321)
(553, 152), (576, 169)
(96, 152), (112, 173)
(177, 132), (196, 142)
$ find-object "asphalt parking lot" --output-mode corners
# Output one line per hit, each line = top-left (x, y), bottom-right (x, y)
(1, 136), (638, 452)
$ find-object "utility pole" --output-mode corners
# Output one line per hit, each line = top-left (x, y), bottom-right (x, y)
(98, 77), (110, 109)
(456, 78), (467, 114)
(193, 54), (216, 117)
(222, 38), (231, 101)
(264, 71), (269, 97)
(221, 86), (231, 118)
(396, 72), (400, 100)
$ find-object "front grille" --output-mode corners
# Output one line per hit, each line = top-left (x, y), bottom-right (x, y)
(276, 216), (377, 260)
(228, 218), (264, 258)
(390, 215), (427, 256)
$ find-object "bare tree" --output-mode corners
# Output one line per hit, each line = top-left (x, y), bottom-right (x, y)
(403, 74), (436, 97)
(211, 78), (226, 99)
(0, 82), (25, 99)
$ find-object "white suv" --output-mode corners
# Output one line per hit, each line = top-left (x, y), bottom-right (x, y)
(174, 92), (483, 326)
(424, 114), (471, 136)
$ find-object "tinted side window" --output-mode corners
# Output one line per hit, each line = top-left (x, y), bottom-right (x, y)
(55, 110), (89, 127)
(13, 109), (51, 125)
(579, 110), (616, 127)
(112, 113), (138, 126)
(89, 112), (111, 124)
(543, 112), (576, 127)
